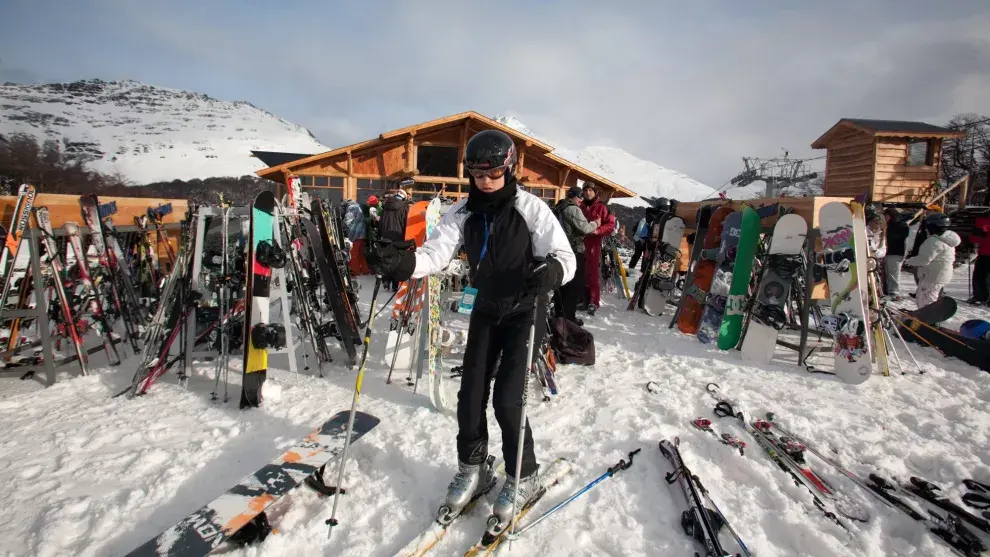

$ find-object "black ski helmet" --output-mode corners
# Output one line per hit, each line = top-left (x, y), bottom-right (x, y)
(654, 197), (671, 212)
(464, 130), (517, 175)
(923, 212), (950, 235)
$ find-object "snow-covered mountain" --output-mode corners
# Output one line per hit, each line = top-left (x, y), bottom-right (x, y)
(0, 79), (327, 184)
(495, 115), (715, 205)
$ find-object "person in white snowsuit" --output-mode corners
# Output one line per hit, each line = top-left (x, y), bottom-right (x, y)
(903, 212), (960, 309)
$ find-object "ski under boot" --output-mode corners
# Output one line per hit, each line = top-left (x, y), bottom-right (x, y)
(436, 455), (495, 525)
(487, 468), (543, 535)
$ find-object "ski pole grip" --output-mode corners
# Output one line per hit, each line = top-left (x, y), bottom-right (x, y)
(607, 448), (642, 475)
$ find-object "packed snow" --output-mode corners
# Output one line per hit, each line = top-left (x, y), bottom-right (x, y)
(1, 265), (988, 557)
(0, 79), (327, 184)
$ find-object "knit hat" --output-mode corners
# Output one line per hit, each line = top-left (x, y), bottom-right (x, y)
(566, 186), (583, 198)
(367, 195), (379, 206)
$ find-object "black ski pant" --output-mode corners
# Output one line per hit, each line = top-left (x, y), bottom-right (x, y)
(457, 301), (547, 479)
(557, 255), (586, 321)
(974, 255), (990, 302)
(628, 240), (645, 269)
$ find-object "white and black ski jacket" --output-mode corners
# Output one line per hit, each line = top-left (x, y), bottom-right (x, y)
(412, 189), (576, 317)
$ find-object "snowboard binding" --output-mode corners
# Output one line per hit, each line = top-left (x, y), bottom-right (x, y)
(752, 303), (787, 330)
(255, 240), (287, 269)
(251, 323), (287, 350)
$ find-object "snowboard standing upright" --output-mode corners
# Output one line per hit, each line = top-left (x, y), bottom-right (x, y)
(423, 197), (446, 410)
(678, 206), (732, 334)
(241, 191), (285, 409)
(819, 202), (872, 383)
(641, 216), (685, 316)
(717, 206), (761, 350)
(740, 213), (808, 363)
(697, 211), (742, 344)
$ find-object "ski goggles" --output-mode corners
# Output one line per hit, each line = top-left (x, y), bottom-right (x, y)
(466, 165), (510, 180)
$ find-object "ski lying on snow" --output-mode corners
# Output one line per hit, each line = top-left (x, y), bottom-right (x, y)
(124, 411), (380, 557)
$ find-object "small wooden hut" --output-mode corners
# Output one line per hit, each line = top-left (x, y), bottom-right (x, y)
(811, 118), (965, 202)
(254, 111), (637, 205)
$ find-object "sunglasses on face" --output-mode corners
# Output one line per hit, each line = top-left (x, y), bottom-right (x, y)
(467, 165), (509, 180)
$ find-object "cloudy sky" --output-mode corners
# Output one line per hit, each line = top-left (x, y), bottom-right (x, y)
(2, 0), (989, 187)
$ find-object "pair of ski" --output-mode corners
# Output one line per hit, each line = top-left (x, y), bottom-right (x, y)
(708, 384), (987, 556)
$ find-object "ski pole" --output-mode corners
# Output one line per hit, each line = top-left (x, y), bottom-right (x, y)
(326, 271), (384, 539)
(507, 275), (548, 549)
(507, 448), (641, 539)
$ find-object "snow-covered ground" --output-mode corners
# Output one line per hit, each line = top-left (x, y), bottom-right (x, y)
(1, 268), (989, 557)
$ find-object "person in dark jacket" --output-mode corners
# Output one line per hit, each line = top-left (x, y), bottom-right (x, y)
(552, 186), (599, 324)
(378, 189), (410, 290)
(628, 208), (655, 269)
(366, 129), (575, 531)
(884, 208), (909, 299)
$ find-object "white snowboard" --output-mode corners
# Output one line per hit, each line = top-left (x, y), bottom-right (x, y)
(819, 202), (872, 384)
(740, 214), (807, 364)
(642, 216), (685, 316)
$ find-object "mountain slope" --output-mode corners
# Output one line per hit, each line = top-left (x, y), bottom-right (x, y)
(495, 115), (714, 203)
(0, 79), (327, 184)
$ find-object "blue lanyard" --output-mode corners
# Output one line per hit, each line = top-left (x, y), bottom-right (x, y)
(479, 215), (491, 261)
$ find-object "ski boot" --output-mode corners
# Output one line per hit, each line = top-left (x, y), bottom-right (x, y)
(486, 468), (543, 537)
(436, 455), (495, 525)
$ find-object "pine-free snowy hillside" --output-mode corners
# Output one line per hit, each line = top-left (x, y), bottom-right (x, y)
(0, 79), (327, 184)
(494, 115), (714, 205)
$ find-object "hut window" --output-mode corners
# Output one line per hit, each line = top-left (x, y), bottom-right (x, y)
(299, 176), (314, 186)
(314, 176), (329, 187)
(417, 145), (459, 177)
(907, 139), (934, 166)
(356, 178), (389, 203)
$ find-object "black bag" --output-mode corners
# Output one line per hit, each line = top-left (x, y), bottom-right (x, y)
(550, 317), (596, 366)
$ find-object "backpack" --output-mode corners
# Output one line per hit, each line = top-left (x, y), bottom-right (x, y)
(549, 317), (596, 366)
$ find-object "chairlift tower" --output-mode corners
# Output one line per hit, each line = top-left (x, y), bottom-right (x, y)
(730, 150), (818, 197)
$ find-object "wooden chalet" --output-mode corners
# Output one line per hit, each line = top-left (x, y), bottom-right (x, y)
(811, 118), (965, 202)
(254, 111), (636, 205)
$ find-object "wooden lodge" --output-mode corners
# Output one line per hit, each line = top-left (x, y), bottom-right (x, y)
(254, 111), (637, 205)
(811, 118), (965, 203)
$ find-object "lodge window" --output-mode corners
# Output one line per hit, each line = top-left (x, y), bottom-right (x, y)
(417, 145), (459, 177)
(356, 178), (392, 203)
(523, 185), (559, 203)
(907, 139), (934, 166)
(301, 175), (344, 206)
(409, 182), (466, 201)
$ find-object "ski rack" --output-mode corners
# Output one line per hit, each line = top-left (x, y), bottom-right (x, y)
(0, 227), (126, 385)
(183, 205), (298, 376)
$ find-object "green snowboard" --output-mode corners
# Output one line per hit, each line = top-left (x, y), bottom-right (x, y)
(718, 206), (761, 350)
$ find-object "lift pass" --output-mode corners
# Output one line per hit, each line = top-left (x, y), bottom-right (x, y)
(458, 286), (478, 315)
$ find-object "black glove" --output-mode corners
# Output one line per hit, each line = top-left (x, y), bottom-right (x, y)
(524, 257), (564, 295)
(366, 239), (416, 282)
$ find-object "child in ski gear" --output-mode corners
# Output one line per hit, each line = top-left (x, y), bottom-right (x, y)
(904, 212), (960, 309)
(553, 185), (598, 324)
(884, 208), (909, 298)
(969, 216), (990, 304)
(366, 129), (576, 523)
(580, 183), (615, 315)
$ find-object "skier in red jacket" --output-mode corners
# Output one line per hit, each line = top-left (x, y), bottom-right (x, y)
(579, 182), (615, 315)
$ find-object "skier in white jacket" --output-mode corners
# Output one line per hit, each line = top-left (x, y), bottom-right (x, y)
(903, 212), (961, 309)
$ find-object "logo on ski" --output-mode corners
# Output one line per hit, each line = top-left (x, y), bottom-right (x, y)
(98, 200), (118, 218)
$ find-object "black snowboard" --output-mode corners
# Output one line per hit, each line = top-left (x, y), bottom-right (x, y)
(897, 297), (990, 373)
